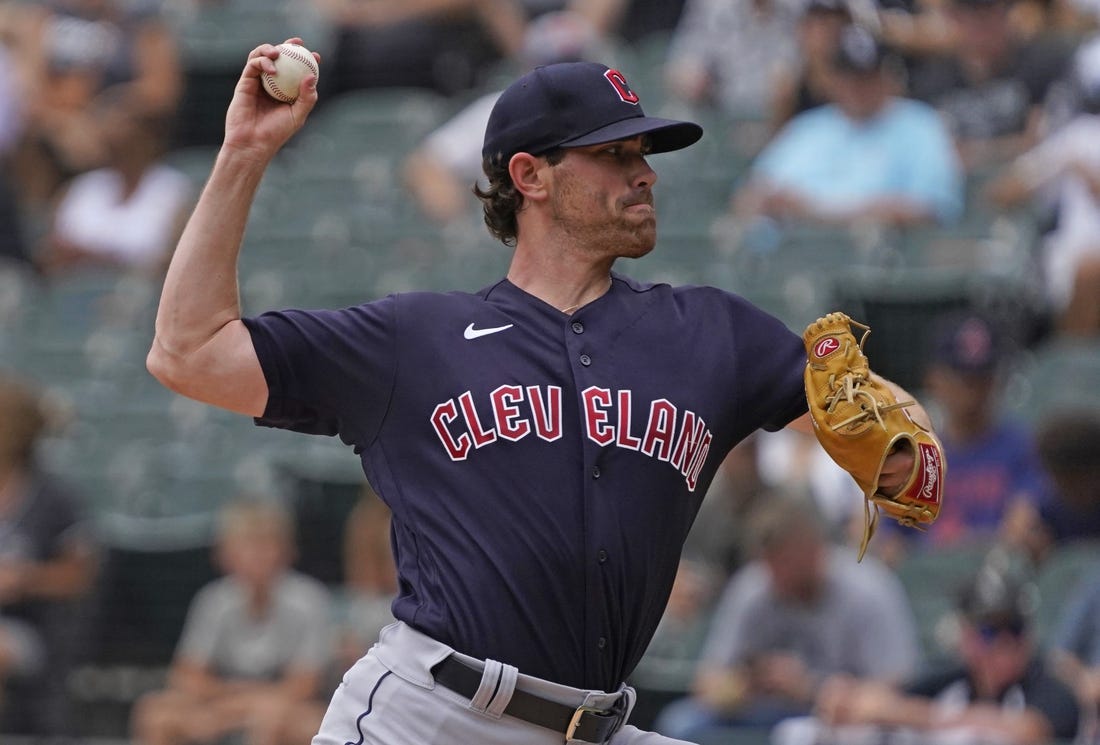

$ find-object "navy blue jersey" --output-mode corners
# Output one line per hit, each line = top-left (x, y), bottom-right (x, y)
(243, 272), (807, 691)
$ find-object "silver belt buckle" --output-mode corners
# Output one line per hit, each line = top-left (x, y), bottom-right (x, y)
(565, 705), (606, 742)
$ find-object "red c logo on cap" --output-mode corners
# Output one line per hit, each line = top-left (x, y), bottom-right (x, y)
(813, 337), (841, 358)
(604, 69), (639, 105)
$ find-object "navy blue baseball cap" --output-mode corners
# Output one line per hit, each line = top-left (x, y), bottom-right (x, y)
(931, 312), (1001, 375)
(482, 61), (703, 163)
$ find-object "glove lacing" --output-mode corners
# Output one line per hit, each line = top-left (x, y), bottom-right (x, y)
(808, 320), (917, 561)
(809, 323), (914, 433)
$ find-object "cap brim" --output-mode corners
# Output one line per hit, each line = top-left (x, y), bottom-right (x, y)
(558, 116), (703, 154)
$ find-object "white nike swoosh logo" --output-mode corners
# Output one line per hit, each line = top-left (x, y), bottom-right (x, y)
(463, 323), (514, 340)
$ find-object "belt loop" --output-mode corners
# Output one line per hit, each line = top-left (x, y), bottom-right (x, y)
(485, 662), (518, 718)
(618, 685), (637, 724)
(469, 659), (503, 713)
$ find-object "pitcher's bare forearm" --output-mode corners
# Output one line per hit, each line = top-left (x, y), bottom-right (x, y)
(148, 39), (319, 417)
(147, 149), (270, 416)
(154, 149), (264, 352)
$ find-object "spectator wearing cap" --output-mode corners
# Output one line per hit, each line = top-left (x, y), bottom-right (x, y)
(732, 24), (964, 229)
(908, 0), (1075, 174)
(777, 563), (1082, 745)
(985, 35), (1100, 338)
(870, 313), (1053, 565)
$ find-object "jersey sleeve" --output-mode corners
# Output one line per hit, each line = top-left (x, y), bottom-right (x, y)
(242, 298), (398, 449)
(728, 297), (808, 433)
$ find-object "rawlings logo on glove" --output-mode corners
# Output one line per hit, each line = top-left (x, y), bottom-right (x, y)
(803, 312), (945, 560)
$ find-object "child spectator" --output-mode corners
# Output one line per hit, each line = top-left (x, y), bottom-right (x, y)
(130, 496), (333, 745)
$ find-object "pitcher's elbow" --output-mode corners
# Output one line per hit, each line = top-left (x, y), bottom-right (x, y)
(146, 339), (182, 393)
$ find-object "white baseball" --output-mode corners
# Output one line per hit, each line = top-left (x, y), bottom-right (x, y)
(261, 43), (319, 103)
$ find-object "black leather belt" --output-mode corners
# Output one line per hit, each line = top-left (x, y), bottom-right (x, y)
(430, 656), (626, 743)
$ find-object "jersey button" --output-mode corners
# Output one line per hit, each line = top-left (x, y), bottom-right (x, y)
(580, 354), (592, 366)
(592, 466), (601, 479)
(571, 321), (584, 334)
(597, 637), (607, 650)
(598, 549), (608, 564)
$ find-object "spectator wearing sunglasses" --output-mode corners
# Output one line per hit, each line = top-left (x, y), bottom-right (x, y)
(773, 563), (1083, 745)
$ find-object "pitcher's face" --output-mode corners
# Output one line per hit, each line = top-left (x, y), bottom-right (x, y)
(546, 136), (659, 260)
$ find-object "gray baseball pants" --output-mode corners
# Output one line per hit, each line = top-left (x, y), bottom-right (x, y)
(311, 620), (696, 744)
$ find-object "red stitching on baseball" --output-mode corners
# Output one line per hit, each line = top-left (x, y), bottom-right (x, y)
(280, 46), (319, 76)
(264, 44), (318, 102)
(264, 77), (292, 101)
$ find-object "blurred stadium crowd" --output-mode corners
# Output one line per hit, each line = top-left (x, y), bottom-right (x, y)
(1, 0), (1100, 743)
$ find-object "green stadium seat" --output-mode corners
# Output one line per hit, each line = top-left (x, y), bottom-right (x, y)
(894, 541), (996, 668)
(714, 221), (887, 330)
(165, 0), (331, 71)
(163, 145), (218, 189)
(1005, 339), (1100, 426)
(1034, 540), (1100, 647)
(299, 87), (453, 156)
(893, 212), (1039, 281)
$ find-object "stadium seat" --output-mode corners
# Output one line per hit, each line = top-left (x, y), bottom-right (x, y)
(164, 0), (331, 72)
(297, 87), (453, 157)
(1034, 540), (1100, 647)
(1006, 338), (1100, 426)
(715, 221), (888, 330)
(163, 145), (218, 190)
(894, 541), (996, 668)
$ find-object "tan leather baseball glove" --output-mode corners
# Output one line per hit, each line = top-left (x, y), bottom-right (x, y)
(803, 312), (945, 560)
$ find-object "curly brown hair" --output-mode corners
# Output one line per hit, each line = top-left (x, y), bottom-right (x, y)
(474, 149), (565, 246)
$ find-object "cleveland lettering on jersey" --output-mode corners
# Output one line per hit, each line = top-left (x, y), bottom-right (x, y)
(430, 385), (713, 491)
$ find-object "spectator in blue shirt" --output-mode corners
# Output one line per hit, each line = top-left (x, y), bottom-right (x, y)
(733, 24), (964, 228)
(870, 313), (1053, 566)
